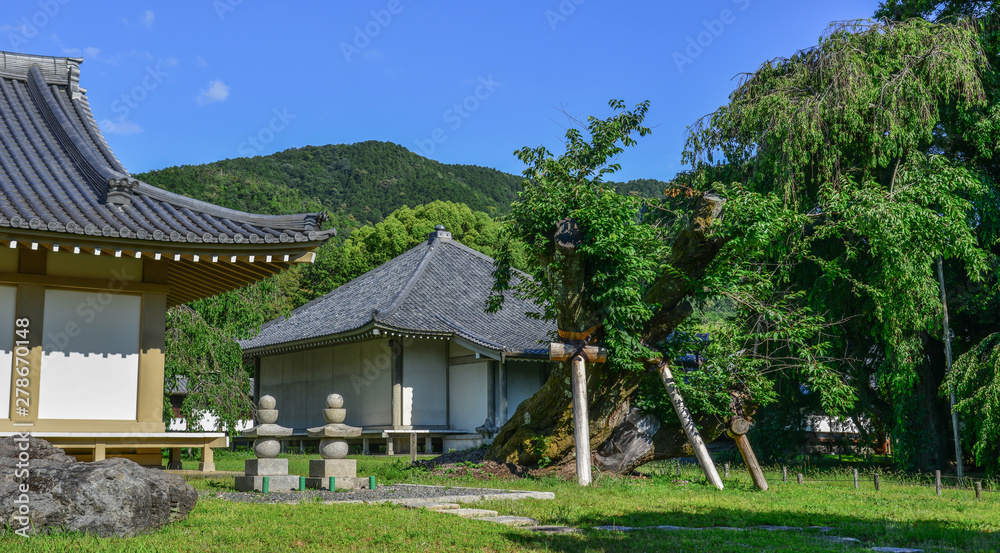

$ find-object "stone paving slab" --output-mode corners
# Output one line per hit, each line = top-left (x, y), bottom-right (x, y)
(870, 548), (923, 553)
(447, 508), (500, 518)
(526, 525), (582, 534)
(476, 516), (540, 527)
(396, 501), (462, 511)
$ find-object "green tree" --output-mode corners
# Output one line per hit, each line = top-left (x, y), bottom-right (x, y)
(684, 16), (993, 470)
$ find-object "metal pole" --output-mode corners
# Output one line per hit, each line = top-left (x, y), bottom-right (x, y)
(937, 256), (964, 478)
(570, 354), (592, 486)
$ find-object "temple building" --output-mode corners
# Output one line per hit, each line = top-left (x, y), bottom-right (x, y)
(240, 226), (555, 454)
(0, 51), (335, 469)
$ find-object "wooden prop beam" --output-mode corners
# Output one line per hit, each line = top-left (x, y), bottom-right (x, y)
(727, 417), (768, 491)
(549, 342), (607, 486)
(658, 362), (724, 490)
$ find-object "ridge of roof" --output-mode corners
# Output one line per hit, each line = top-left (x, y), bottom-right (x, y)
(375, 238), (438, 322)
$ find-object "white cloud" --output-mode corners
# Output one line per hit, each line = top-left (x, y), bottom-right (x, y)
(100, 117), (143, 136)
(84, 46), (102, 58)
(196, 79), (229, 105)
(140, 10), (154, 28)
(195, 55), (207, 67)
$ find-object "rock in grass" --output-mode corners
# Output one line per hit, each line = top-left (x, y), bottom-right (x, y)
(0, 436), (197, 537)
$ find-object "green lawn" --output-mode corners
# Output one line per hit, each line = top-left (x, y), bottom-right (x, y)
(3, 454), (998, 552)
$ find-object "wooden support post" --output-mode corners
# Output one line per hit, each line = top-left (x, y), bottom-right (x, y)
(168, 447), (182, 470)
(550, 343), (607, 487)
(363, 437), (370, 455)
(936, 470), (942, 496)
(975, 481), (982, 501)
(199, 444), (215, 472)
(797, 472), (803, 485)
(676, 458), (681, 477)
(658, 362), (724, 490)
(570, 354), (592, 486)
(424, 437), (433, 453)
(782, 466), (787, 483)
(386, 437), (394, 456)
(94, 443), (106, 462)
(409, 433), (417, 463)
(728, 418), (768, 491)
(874, 474), (880, 492)
(853, 468), (859, 490)
(724, 462), (729, 478)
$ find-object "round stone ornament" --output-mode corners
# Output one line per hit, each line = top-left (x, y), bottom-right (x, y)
(253, 437), (281, 459)
(323, 408), (346, 424)
(326, 394), (344, 409)
(319, 438), (349, 459)
(257, 409), (278, 424)
(259, 395), (276, 410)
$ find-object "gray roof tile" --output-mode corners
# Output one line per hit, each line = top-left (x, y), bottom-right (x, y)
(241, 231), (555, 355)
(0, 51), (334, 245)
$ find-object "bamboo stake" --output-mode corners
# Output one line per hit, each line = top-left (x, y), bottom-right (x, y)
(658, 362), (724, 490)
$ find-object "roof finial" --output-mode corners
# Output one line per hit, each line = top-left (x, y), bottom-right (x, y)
(429, 224), (452, 242)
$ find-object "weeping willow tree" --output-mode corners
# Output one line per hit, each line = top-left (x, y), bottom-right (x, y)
(684, 17), (993, 470)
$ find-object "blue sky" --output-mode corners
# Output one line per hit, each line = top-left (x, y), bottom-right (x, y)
(4, 0), (881, 183)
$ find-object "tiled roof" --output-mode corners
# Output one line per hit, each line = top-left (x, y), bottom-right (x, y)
(240, 229), (556, 356)
(0, 51), (334, 247)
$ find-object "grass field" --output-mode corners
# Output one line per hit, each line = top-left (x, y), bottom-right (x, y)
(2, 451), (998, 552)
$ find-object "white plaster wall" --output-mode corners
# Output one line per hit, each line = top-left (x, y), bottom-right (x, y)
(37, 290), (140, 420)
(506, 360), (543, 419)
(255, 339), (395, 430)
(0, 285), (15, 418)
(359, 339), (391, 426)
(403, 339), (446, 426)
(331, 341), (363, 426)
(448, 361), (488, 432)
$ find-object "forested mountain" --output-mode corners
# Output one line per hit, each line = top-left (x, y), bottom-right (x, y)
(135, 141), (665, 228)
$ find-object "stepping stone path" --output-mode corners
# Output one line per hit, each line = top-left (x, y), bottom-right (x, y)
(591, 524), (922, 551)
(401, 500), (580, 533)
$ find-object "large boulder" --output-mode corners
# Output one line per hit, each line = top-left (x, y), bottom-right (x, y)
(0, 435), (198, 537)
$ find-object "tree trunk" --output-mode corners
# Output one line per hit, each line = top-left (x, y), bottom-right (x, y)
(486, 194), (729, 470)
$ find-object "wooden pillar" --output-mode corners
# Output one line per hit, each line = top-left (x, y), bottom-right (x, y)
(728, 418), (768, 491)
(94, 442), (106, 461)
(935, 470), (942, 496)
(363, 437), (370, 455)
(199, 444), (215, 472)
(386, 437), (394, 455)
(570, 354), (592, 486)
(409, 432), (417, 463)
(168, 447), (183, 470)
(659, 362), (724, 490)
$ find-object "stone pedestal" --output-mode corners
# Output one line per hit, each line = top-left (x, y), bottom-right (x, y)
(235, 475), (301, 492)
(237, 395), (294, 492)
(309, 458), (356, 478)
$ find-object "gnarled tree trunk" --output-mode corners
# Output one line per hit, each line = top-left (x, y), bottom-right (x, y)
(486, 194), (730, 471)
